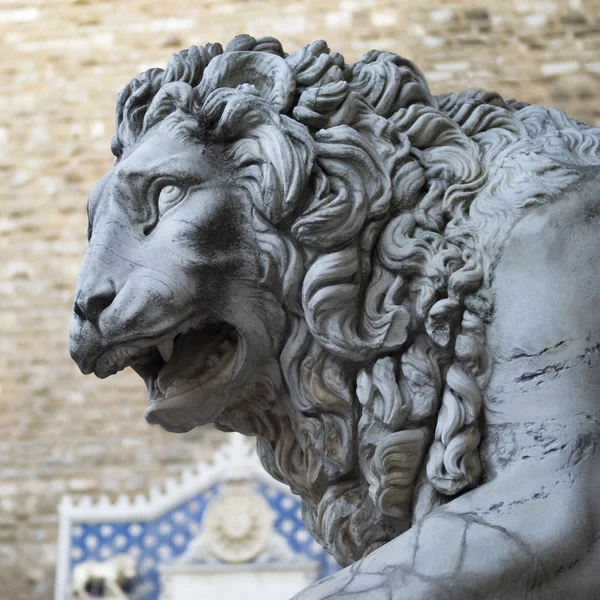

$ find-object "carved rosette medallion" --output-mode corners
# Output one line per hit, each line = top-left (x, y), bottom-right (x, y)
(203, 486), (274, 563)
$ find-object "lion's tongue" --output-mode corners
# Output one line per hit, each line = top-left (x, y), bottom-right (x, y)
(156, 326), (226, 392)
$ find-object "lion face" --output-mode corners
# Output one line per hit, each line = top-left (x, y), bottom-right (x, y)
(70, 115), (287, 432)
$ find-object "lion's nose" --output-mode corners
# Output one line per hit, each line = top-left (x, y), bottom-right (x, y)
(73, 280), (117, 325)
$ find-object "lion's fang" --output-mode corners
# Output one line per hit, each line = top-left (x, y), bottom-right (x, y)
(158, 340), (174, 362)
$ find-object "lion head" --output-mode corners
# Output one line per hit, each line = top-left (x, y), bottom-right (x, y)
(70, 35), (599, 565)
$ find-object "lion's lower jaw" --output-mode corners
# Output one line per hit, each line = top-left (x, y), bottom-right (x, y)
(145, 384), (235, 432)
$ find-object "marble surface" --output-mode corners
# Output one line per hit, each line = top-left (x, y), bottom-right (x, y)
(70, 35), (600, 598)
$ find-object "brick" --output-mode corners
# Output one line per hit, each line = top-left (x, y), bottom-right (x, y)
(525, 13), (548, 27)
(429, 8), (453, 23)
(540, 60), (580, 76)
(433, 60), (472, 72)
(585, 61), (600, 73)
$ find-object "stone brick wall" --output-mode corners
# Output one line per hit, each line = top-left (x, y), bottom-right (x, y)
(1, 1), (599, 598)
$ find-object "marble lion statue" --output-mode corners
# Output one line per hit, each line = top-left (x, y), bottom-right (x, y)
(70, 35), (600, 599)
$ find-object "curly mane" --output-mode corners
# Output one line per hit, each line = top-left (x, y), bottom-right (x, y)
(112, 35), (600, 565)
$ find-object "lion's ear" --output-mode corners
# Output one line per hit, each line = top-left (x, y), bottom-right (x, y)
(196, 51), (296, 113)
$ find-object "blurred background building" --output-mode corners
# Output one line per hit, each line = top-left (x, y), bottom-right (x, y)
(1, 0), (599, 598)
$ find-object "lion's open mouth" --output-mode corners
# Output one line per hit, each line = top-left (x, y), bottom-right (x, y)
(94, 316), (238, 401)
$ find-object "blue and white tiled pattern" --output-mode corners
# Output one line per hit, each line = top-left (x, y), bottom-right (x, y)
(69, 483), (340, 600)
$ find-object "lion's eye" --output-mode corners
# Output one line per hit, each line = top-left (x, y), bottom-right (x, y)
(157, 184), (186, 216)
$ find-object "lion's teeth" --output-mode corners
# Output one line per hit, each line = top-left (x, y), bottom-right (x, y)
(145, 376), (155, 397)
(158, 340), (174, 362)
